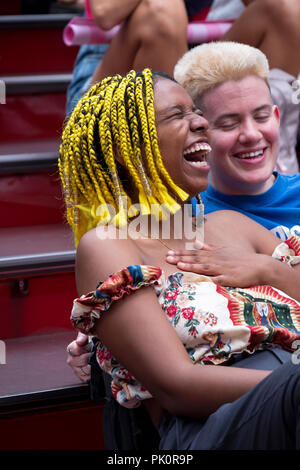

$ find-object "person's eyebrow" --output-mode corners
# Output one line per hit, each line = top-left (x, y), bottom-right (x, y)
(159, 103), (201, 117)
(252, 104), (273, 113)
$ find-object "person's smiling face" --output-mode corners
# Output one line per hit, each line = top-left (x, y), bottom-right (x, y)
(154, 77), (211, 198)
(199, 75), (280, 195)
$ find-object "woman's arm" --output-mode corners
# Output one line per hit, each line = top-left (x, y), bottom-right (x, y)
(76, 228), (270, 419)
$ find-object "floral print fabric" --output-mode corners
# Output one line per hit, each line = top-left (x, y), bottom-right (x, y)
(71, 235), (300, 408)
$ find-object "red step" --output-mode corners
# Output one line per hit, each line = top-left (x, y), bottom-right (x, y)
(0, 14), (79, 75)
(0, 331), (105, 450)
(0, 223), (76, 338)
(0, 139), (64, 227)
(1, 74), (71, 143)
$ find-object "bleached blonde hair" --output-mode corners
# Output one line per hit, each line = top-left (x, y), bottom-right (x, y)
(174, 41), (270, 101)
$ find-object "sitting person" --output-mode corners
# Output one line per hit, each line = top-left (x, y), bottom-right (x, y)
(221, 0), (300, 174)
(174, 41), (300, 241)
(67, 0), (189, 114)
(195, 0), (300, 174)
(60, 68), (300, 449)
(88, 0), (188, 83)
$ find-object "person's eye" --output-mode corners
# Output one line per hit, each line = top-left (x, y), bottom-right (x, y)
(254, 113), (270, 122)
(218, 121), (238, 130)
(168, 112), (184, 119)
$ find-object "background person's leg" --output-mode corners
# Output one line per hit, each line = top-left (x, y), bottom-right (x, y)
(66, 44), (108, 115)
(222, 0), (300, 77)
(91, 0), (188, 84)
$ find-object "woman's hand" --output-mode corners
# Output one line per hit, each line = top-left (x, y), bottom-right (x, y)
(66, 332), (92, 383)
(166, 242), (270, 288)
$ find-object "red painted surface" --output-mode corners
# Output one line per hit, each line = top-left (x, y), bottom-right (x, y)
(0, 29), (78, 75)
(0, 14), (106, 451)
(1, 272), (77, 339)
(1, 93), (67, 143)
(0, 402), (105, 450)
(0, 171), (64, 227)
(0, 1), (21, 15)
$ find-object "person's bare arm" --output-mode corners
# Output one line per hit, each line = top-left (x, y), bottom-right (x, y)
(89, 0), (141, 30)
(167, 211), (300, 301)
(75, 228), (270, 419)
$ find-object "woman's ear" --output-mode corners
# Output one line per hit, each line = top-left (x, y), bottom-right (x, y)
(113, 143), (124, 166)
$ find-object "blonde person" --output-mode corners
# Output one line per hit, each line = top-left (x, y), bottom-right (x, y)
(171, 41), (300, 250)
(221, 0), (300, 174)
(60, 69), (300, 449)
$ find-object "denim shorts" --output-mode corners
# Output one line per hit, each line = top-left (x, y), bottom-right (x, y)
(66, 43), (108, 116)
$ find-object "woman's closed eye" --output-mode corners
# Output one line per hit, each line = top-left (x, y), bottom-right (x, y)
(168, 111), (185, 119)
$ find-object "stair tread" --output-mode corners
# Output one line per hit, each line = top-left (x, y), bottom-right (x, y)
(0, 330), (87, 402)
(0, 138), (60, 156)
(0, 139), (60, 173)
(0, 224), (75, 277)
(0, 224), (74, 260)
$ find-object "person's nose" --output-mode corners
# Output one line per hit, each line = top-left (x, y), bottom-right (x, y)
(190, 113), (209, 133)
(238, 118), (262, 144)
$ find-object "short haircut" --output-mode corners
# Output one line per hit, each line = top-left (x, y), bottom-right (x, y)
(174, 41), (270, 101)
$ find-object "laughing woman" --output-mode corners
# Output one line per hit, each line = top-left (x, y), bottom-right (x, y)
(59, 69), (300, 450)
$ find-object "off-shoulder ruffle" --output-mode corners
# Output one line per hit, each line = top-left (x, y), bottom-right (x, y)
(71, 265), (162, 334)
(69, 234), (300, 409)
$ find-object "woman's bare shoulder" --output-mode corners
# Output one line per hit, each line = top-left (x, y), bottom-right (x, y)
(76, 226), (143, 294)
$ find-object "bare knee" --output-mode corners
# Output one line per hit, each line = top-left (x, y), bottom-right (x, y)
(131, 0), (188, 45)
(257, 0), (299, 23)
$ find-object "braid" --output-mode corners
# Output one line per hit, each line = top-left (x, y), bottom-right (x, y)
(59, 69), (188, 246)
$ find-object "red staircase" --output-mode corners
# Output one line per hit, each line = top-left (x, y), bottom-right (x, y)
(0, 6), (105, 450)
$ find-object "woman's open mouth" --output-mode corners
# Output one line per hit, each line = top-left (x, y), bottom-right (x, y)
(183, 142), (211, 168)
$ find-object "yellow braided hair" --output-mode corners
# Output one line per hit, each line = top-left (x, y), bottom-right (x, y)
(59, 69), (189, 246)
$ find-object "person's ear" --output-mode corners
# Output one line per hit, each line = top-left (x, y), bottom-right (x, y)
(113, 143), (124, 166)
(273, 105), (280, 125)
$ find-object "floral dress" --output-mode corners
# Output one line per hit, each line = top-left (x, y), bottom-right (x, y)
(71, 235), (300, 408)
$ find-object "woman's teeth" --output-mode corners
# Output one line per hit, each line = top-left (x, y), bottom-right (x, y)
(183, 143), (211, 166)
(183, 142), (211, 156)
(188, 160), (209, 167)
